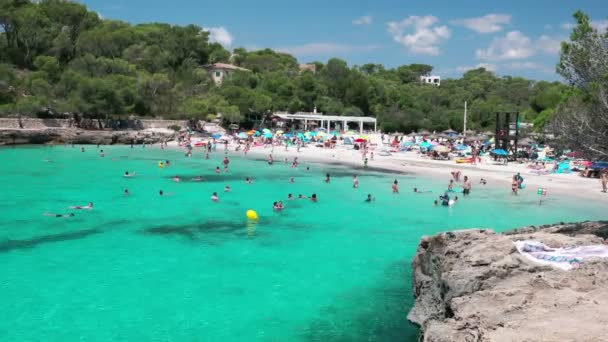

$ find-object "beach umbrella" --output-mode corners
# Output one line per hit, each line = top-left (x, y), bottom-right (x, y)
(443, 129), (457, 134)
(419, 141), (431, 148)
(418, 129), (431, 135)
(455, 144), (468, 150)
(317, 131), (327, 137)
(407, 132), (418, 137)
(482, 131), (495, 136)
(429, 141), (439, 146)
(262, 128), (271, 133)
(246, 130), (256, 135)
(263, 133), (273, 138)
(330, 131), (340, 136)
(354, 138), (366, 143)
(492, 149), (508, 156)
(283, 133), (293, 138)
(346, 130), (356, 135)
(237, 132), (248, 139)
(212, 133), (222, 139)
(359, 135), (369, 140)
(253, 131), (261, 137)
(308, 131), (317, 137)
(297, 132), (305, 138)
(276, 130), (284, 134)
(433, 145), (450, 153)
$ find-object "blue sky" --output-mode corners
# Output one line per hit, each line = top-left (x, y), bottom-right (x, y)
(80, 0), (608, 81)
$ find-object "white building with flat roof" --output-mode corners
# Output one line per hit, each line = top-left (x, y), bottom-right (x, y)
(420, 75), (440, 86)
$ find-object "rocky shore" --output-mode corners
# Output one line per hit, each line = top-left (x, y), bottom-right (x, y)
(408, 221), (608, 342)
(0, 128), (176, 145)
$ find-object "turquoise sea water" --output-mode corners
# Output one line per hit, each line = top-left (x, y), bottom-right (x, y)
(1, 146), (606, 341)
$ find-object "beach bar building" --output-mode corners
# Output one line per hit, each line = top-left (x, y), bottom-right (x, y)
(272, 110), (377, 133)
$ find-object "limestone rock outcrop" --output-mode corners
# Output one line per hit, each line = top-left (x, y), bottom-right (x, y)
(0, 128), (175, 145)
(408, 221), (608, 342)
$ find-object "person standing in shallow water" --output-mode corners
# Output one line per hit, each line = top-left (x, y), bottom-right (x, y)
(324, 173), (330, 183)
(463, 176), (472, 196)
(392, 180), (399, 194)
(352, 175), (359, 188)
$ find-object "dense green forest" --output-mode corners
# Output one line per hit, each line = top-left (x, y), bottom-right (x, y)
(0, 0), (570, 132)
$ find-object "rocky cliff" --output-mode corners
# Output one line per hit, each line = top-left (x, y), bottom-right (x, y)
(0, 128), (175, 145)
(408, 221), (608, 342)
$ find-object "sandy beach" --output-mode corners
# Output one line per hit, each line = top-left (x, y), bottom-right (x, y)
(171, 135), (608, 202)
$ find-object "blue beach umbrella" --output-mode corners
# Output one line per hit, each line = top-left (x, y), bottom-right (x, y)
(419, 141), (432, 148)
(283, 133), (293, 138)
(263, 133), (273, 138)
(212, 133), (222, 139)
(455, 144), (468, 150)
(253, 131), (261, 137)
(492, 149), (508, 156)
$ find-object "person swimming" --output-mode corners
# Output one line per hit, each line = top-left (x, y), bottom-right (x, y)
(273, 201), (284, 211)
(159, 190), (174, 197)
(211, 192), (219, 202)
(289, 177), (295, 183)
(124, 171), (136, 178)
(223, 156), (230, 172)
(69, 202), (93, 210)
(365, 194), (374, 202)
(288, 193), (294, 200)
(165, 160), (171, 166)
(100, 150), (105, 157)
(245, 177), (253, 184)
(215, 166), (221, 174)
(298, 194), (307, 199)
(413, 188), (431, 193)
(324, 173), (330, 183)
(392, 180), (399, 193)
(433, 200), (439, 206)
(353, 175), (359, 188)
(81, 147), (85, 152)
(480, 178), (487, 185)
(310, 193), (318, 202)
(44, 212), (75, 218)
(439, 192), (450, 206)
(172, 176), (181, 182)
(224, 185), (231, 192)
(124, 189), (130, 196)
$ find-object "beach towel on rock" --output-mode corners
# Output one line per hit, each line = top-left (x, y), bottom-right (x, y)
(514, 240), (608, 270)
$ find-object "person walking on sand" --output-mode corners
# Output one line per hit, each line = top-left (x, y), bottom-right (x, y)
(601, 168), (608, 193)
(463, 176), (472, 196)
(511, 175), (519, 195)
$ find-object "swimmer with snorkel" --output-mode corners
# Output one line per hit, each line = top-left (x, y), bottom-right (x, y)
(69, 202), (93, 210)
(44, 212), (75, 218)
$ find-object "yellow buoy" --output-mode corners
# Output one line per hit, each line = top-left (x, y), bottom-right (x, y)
(246, 210), (258, 220)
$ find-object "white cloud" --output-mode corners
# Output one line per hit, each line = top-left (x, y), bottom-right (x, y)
(475, 31), (534, 60)
(276, 43), (378, 56)
(387, 16), (450, 55)
(592, 19), (608, 32)
(561, 22), (575, 30)
(451, 14), (511, 33)
(456, 63), (497, 72)
(561, 19), (608, 32)
(353, 15), (372, 26)
(537, 35), (561, 54)
(204, 26), (234, 47)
